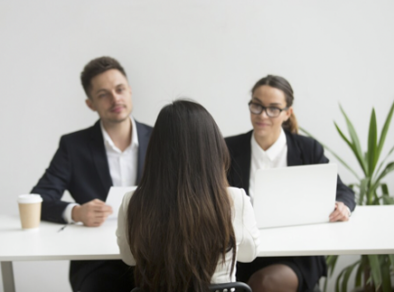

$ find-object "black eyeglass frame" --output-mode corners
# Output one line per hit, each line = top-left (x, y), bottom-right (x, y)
(248, 101), (289, 118)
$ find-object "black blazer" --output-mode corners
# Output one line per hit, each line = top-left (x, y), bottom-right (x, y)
(225, 130), (356, 211)
(32, 119), (152, 223)
(225, 130), (356, 289)
(31, 119), (152, 291)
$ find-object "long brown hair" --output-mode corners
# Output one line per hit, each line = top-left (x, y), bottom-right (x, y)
(127, 100), (236, 292)
(251, 75), (299, 133)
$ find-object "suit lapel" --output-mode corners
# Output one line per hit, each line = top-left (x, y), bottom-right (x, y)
(136, 120), (150, 183)
(285, 131), (304, 166)
(89, 121), (113, 195)
(232, 131), (252, 195)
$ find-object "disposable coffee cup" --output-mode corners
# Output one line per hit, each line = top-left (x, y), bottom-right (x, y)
(17, 194), (43, 230)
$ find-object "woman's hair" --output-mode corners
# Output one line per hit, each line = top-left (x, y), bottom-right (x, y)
(127, 100), (236, 292)
(251, 75), (298, 133)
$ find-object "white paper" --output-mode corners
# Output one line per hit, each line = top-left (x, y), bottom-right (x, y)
(106, 186), (137, 219)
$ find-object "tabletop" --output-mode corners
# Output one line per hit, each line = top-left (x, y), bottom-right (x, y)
(1, 205), (393, 262)
(257, 205), (394, 256)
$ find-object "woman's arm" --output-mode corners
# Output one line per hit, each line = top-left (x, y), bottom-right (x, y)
(116, 191), (136, 266)
(236, 189), (261, 262)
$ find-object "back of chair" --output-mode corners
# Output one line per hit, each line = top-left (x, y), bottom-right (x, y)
(131, 282), (252, 292)
(209, 282), (252, 292)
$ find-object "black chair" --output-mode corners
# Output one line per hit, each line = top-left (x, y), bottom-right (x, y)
(131, 282), (252, 292)
(209, 282), (252, 292)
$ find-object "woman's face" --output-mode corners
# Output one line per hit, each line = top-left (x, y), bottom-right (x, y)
(250, 85), (292, 141)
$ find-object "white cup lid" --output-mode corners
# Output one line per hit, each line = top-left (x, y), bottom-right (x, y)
(18, 194), (43, 204)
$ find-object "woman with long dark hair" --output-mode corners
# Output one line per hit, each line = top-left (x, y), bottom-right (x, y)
(116, 100), (260, 292)
(226, 75), (355, 292)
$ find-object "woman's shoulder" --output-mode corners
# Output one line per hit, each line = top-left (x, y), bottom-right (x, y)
(227, 187), (249, 207)
(120, 190), (136, 212)
(285, 130), (321, 149)
(123, 190), (134, 201)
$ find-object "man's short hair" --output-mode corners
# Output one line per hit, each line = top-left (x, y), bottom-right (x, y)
(81, 56), (127, 98)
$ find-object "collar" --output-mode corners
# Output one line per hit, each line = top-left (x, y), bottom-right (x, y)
(100, 116), (139, 153)
(251, 128), (287, 162)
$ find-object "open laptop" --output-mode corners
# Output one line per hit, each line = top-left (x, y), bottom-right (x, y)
(253, 164), (337, 229)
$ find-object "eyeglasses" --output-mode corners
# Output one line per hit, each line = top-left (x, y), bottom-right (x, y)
(248, 101), (288, 118)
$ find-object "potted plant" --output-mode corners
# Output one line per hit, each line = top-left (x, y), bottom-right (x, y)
(301, 100), (394, 292)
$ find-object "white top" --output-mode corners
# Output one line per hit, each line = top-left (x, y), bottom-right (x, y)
(62, 117), (139, 223)
(249, 128), (287, 202)
(116, 187), (261, 283)
(101, 117), (139, 187)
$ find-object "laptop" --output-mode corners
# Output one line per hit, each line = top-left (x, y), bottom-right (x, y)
(253, 164), (337, 229)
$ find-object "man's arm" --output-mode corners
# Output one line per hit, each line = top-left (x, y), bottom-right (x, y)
(31, 136), (73, 224)
(31, 136), (113, 226)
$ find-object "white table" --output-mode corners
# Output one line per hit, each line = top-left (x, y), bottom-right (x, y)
(1, 205), (393, 292)
(258, 205), (394, 256)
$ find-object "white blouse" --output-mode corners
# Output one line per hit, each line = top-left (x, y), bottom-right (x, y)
(116, 187), (260, 283)
(249, 129), (288, 202)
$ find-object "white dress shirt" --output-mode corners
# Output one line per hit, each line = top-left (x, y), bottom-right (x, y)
(116, 187), (260, 283)
(101, 117), (139, 188)
(62, 117), (139, 223)
(248, 128), (288, 203)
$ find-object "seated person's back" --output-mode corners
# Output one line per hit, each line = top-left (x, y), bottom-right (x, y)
(116, 100), (260, 292)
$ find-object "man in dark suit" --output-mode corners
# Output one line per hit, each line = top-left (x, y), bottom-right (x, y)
(31, 56), (152, 292)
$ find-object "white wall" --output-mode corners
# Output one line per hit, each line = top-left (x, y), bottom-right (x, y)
(1, 1), (393, 291)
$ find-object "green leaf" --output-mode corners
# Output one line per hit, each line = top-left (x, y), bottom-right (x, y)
(382, 195), (394, 205)
(327, 255), (339, 276)
(381, 183), (389, 196)
(372, 190), (380, 205)
(380, 182), (394, 204)
(299, 127), (361, 180)
(334, 122), (354, 151)
(389, 255), (394, 270)
(367, 255), (382, 289)
(348, 184), (356, 190)
(334, 122), (367, 178)
(358, 177), (370, 205)
(364, 152), (369, 171)
(355, 261), (364, 288)
(341, 261), (360, 292)
(335, 268), (347, 292)
(339, 104), (368, 175)
(381, 257), (392, 292)
(377, 100), (394, 159)
(374, 146), (394, 181)
(374, 162), (394, 189)
(367, 109), (378, 175)
(323, 277), (328, 292)
(324, 255), (340, 292)
(334, 122), (367, 177)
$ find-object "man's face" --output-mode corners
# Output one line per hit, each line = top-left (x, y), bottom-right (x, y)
(85, 69), (133, 125)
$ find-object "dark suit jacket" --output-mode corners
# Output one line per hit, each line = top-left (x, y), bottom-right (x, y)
(225, 130), (356, 211)
(225, 130), (355, 289)
(31, 119), (152, 291)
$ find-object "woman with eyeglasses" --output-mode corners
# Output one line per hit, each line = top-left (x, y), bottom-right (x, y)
(116, 100), (260, 292)
(225, 75), (355, 292)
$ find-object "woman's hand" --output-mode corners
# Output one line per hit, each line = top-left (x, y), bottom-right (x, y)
(329, 201), (351, 222)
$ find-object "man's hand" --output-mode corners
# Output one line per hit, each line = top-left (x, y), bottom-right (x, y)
(72, 199), (113, 227)
(329, 201), (350, 222)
